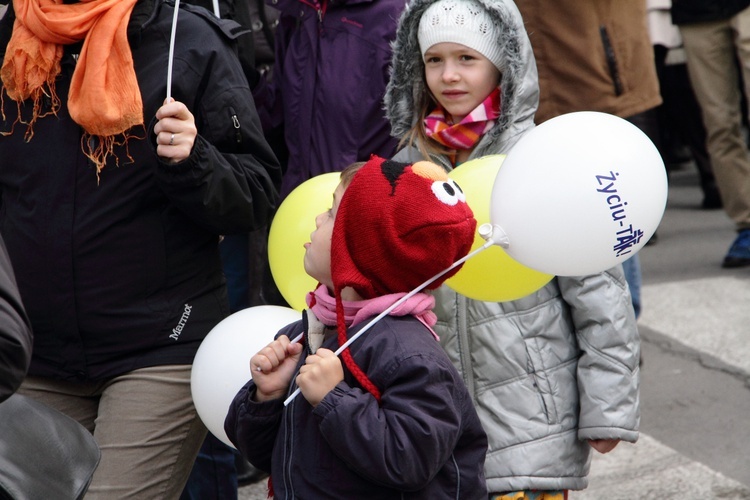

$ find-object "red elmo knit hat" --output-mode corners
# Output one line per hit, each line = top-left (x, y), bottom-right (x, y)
(330, 156), (476, 402)
(331, 156), (477, 299)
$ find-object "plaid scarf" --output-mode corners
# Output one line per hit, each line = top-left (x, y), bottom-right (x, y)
(1, 0), (142, 174)
(424, 87), (501, 161)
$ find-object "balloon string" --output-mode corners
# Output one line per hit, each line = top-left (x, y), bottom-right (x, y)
(166, 0), (180, 102)
(282, 240), (494, 406)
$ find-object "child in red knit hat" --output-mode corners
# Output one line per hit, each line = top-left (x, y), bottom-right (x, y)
(224, 155), (488, 498)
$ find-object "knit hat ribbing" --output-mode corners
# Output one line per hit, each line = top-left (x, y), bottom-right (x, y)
(418, 0), (504, 71)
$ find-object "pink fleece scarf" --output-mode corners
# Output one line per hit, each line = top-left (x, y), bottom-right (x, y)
(305, 284), (439, 340)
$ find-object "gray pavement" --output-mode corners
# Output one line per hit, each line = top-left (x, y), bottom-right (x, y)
(579, 164), (750, 498)
(240, 165), (750, 499)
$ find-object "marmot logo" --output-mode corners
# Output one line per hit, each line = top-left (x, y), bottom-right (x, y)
(170, 304), (192, 341)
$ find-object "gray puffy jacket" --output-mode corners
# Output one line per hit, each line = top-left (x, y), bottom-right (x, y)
(385, 0), (640, 492)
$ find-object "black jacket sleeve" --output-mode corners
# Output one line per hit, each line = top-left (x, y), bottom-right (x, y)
(151, 4), (282, 235)
(0, 234), (33, 403)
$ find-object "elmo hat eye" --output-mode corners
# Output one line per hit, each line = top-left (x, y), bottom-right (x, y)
(431, 179), (466, 205)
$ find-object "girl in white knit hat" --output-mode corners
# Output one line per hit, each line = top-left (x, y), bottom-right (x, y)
(385, 0), (641, 499)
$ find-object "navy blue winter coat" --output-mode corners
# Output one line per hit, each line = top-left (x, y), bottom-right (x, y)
(225, 315), (488, 498)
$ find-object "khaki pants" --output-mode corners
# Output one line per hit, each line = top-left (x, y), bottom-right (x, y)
(680, 6), (750, 230)
(19, 365), (207, 500)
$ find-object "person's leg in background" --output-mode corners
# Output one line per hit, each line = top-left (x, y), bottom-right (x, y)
(17, 376), (100, 432)
(654, 43), (722, 209)
(180, 433), (239, 500)
(21, 366), (207, 500)
(681, 11), (750, 267)
(621, 255), (641, 319)
(621, 108), (662, 318)
(653, 45), (692, 169)
(92, 366), (207, 500)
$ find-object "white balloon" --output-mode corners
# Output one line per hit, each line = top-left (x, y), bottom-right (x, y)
(490, 111), (667, 276)
(190, 305), (301, 447)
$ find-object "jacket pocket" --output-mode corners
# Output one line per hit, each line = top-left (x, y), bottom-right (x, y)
(228, 107), (243, 146)
(524, 335), (580, 428)
(524, 337), (560, 425)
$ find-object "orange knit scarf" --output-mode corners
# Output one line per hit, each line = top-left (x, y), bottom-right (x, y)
(1, 0), (143, 173)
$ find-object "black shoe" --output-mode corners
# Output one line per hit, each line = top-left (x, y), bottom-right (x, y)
(701, 186), (723, 210)
(664, 143), (692, 167)
(722, 230), (750, 268)
(235, 455), (269, 486)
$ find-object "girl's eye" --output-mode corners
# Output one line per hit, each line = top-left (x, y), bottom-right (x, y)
(425, 56), (441, 64)
(431, 179), (466, 206)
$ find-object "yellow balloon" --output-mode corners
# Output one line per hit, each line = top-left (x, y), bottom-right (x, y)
(446, 155), (554, 302)
(268, 173), (341, 311)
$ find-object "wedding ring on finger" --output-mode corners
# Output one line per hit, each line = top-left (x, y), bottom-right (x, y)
(169, 133), (175, 146)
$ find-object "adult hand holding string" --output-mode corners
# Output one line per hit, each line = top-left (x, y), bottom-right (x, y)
(154, 98), (197, 164)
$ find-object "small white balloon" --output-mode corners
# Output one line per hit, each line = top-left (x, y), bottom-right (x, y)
(490, 111), (667, 276)
(190, 305), (301, 447)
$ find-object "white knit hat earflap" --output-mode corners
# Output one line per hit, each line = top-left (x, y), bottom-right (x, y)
(418, 0), (503, 71)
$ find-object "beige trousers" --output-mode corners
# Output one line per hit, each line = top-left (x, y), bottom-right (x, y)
(680, 6), (750, 229)
(19, 365), (207, 500)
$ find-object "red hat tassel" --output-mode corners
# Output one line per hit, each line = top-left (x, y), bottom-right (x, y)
(335, 293), (382, 404)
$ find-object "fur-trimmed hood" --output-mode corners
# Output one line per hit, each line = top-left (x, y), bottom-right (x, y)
(384, 0), (539, 162)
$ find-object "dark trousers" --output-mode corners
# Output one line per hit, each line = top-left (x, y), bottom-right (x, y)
(653, 44), (717, 194)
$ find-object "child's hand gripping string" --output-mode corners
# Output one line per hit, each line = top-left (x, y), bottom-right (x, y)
(251, 335), (304, 402)
(251, 335), (344, 407)
(295, 348), (344, 407)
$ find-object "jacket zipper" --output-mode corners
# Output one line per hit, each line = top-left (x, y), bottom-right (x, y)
(599, 25), (623, 96)
(299, 0), (327, 28)
(456, 294), (475, 397)
(283, 384), (295, 498)
(229, 108), (242, 144)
